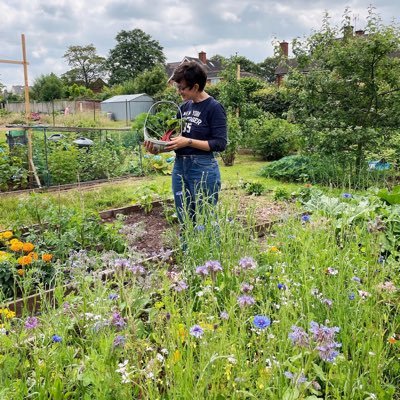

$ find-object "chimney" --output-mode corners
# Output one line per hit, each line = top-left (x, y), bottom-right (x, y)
(355, 29), (365, 36)
(198, 51), (207, 64)
(279, 41), (288, 57)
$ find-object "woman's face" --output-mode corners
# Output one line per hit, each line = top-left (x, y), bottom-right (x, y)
(175, 80), (197, 101)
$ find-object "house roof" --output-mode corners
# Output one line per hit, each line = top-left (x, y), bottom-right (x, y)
(166, 56), (223, 81)
(101, 93), (153, 103)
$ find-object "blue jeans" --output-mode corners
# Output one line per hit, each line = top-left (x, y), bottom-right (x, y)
(172, 154), (221, 224)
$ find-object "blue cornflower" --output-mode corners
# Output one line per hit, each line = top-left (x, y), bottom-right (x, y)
(52, 335), (62, 343)
(109, 293), (119, 300)
(377, 255), (385, 264)
(277, 283), (286, 290)
(352, 276), (361, 283)
(348, 292), (355, 300)
(253, 315), (271, 330)
(342, 193), (352, 199)
(195, 224), (205, 232)
(189, 325), (204, 338)
(301, 214), (311, 223)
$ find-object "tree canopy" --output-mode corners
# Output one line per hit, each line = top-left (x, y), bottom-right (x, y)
(107, 29), (166, 85)
(31, 73), (64, 101)
(287, 7), (400, 167)
(63, 44), (106, 87)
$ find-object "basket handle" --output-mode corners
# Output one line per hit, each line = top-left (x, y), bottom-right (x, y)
(143, 100), (183, 140)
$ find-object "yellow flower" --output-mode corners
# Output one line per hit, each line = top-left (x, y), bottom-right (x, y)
(42, 253), (53, 263)
(388, 336), (397, 344)
(9, 241), (24, 252)
(177, 323), (187, 341)
(9, 238), (20, 244)
(0, 308), (16, 319)
(0, 231), (13, 240)
(17, 268), (25, 276)
(172, 350), (181, 362)
(17, 255), (32, 266)
(269, 246), (279, 253)
(22, 242), (35, 253)
(0, 251), (9, 262)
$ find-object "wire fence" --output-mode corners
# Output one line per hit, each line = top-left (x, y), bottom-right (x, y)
(0, 125), (144, 191)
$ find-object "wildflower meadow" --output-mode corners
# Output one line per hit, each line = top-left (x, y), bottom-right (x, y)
(0, 186), (399, 399)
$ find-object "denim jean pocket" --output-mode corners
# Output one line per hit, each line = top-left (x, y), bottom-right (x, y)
(192, 157), (218, 169)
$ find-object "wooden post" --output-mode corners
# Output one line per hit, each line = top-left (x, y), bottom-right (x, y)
(0, 34), (41, 188)
(236, 62), (240, 117)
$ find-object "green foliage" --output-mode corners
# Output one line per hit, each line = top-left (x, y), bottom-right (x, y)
(31, 73), (64, 101)
(248, 117), (300, 161)
(288, 8), (400, 175)
(0, 144), (29, 191)
(46, 143), (80, 185)
(132, 64), (168, 97)
(62, 44), (106, 87)
(257, 56), (280, 83)
(259, 155), (311, 182)
(377, 185), (400, 205)
(241, 180), (265, 196)
(221, 112), (242, 166)
(107, 29), (166, 85)
(251, 86), (291, 118)
(64, 83), (95, 100)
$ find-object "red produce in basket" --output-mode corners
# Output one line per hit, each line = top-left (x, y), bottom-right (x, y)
(160, 129), (175, 142)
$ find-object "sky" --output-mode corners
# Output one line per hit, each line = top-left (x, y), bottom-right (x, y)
(1, 0), (399, 89)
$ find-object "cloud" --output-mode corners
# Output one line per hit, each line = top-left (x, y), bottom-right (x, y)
(1, 0), (399, 88)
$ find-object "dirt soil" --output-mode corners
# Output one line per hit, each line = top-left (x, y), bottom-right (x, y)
(107, 196), (294, 258)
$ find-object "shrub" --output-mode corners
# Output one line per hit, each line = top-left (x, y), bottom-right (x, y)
(248, 117), (300, 161)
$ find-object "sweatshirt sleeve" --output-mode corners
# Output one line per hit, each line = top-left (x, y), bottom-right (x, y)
(208, 101), (227, 152)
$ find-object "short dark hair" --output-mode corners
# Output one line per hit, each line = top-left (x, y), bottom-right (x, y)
(172, 61), (207, 91)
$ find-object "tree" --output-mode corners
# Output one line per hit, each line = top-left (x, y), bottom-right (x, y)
(31, 73), (64, 101)
(107, 29), (165, 85)
(63, 44), (106, 87)
(132, 64), (168, 96)
(287, 8), (400, 172)
(257, 56), (280, 83)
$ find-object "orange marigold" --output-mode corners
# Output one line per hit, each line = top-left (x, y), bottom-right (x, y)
(42, 253), (53, 262)
(388, 336), (397, 344)
(17, 269), (25, 276)
(17, 255), (33, 266)
(22, 242), (35, 253)
(10, 241), (24, 252)
(28, 251), (39, 260)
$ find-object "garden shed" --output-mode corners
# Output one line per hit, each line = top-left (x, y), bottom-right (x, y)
(100, 93), (154, 122)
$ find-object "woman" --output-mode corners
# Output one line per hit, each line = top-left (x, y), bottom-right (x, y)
(144, 61), (227, 224)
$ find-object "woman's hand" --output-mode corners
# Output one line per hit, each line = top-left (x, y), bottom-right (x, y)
(144, 140), (160, 154)
(165, 136), (191, 151)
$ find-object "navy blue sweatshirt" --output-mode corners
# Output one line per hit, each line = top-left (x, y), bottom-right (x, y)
(176, 96), (227, 156)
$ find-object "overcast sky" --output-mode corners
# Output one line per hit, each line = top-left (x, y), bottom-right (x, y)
(1, 0), (399, 89)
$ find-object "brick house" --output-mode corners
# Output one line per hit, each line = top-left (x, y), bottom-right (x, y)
(166, 51), (224, 84)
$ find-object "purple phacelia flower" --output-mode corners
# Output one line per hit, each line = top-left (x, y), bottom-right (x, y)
(111, 311), (126, 330)
(25, 316), (39, 330)
(205, 260), (223, 273)
(195, 264), (209, 277)
(220, 311), (229, 320)
(241, 283), (254, 293)
(173, 280), (188, 292)
(237, 295), (255, 308)
(238, 257), (257, 271)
